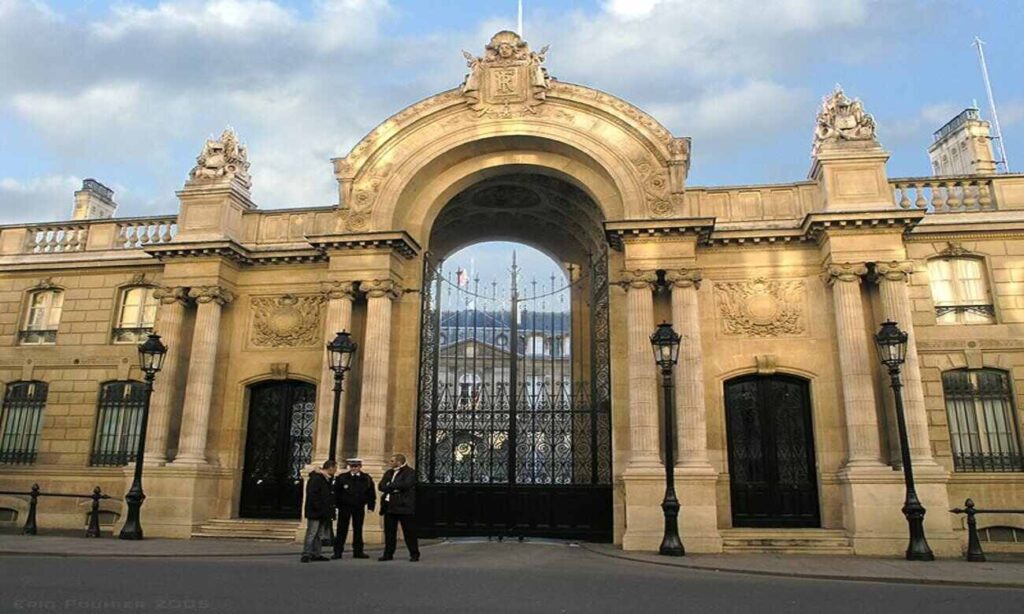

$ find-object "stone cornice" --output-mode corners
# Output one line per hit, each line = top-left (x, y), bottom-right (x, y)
(604, 218), (715, 251)
(145, 240), (324, 266)
(802, 210), (925, 241)
(306, 231), (421, 260)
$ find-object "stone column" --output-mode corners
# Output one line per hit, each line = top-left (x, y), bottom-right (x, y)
(666, 269), (711, 468)
(144, 286), (189, 465)
(825, 263), (884, 468)
(173, 285), (234, 465)
(874, 261), (934, 464)
(356, 279), (399, 471)
(314, 282), (356, 463)
(621, 270), (660, 471)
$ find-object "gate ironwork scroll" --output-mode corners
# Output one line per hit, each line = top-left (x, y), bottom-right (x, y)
(415, 252), (612, 541)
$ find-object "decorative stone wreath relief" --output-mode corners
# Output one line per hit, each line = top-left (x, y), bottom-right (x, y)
(714, 278), (806, 337)
(250, 294), (324, 347)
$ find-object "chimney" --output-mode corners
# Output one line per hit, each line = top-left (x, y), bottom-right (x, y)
(72, 179), (118, 220)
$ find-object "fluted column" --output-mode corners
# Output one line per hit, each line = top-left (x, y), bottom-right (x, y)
(621, 270), (660, 470)
(666, 269), (712, 469)
(825, 263), (884, 468)
(144, 287), (189, 465)
(874, 261), (934, 463)
(314, 282), (356, 463)
(356, 279), (399, 469)
(173, 285), (234, 465)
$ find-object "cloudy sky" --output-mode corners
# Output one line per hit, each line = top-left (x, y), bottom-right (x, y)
(1, 0), (1021, 278)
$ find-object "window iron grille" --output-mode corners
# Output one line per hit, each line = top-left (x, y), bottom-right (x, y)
(943, 369), (1024, 472)
(90, 381), (146, 467)
(0, 381), (47, 464)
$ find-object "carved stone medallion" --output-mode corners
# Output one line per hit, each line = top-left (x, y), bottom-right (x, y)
(250, 294), (324, 348)
(461, 31), (550, 118)
(714, 278), (806, 337)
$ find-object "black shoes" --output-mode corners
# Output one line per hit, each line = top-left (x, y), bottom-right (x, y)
(378, 555), (393, 561)
(410, 555), (420, 562)
(331, 553), (343, 560)
(300, 555), (311, 563)
(301, 554), (330, 563)
(353, 552), (369, 559)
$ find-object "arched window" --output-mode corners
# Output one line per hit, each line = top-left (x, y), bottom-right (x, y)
(942, 369), (1023, 472)
(927, 257), (995, 324)
(113, 287), (158, 343)
(91, 381), (145, 466)
(0, 381), (48, 464)
(20, 290), (63, 344)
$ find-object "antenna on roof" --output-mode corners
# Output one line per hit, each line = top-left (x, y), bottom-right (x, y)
(973, 36), (1010, 172)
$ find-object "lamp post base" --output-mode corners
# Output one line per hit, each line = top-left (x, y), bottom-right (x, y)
(118, 489), (145, 540)
(659, 496), (684, 557)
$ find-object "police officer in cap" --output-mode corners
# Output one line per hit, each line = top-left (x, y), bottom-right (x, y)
(332, 458), (376, 559)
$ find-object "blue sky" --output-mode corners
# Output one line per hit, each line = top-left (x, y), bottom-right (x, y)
(0, 0), (1021, 239)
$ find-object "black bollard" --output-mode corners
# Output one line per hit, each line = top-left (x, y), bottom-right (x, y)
(23, 484), (39, 535)
(964, 499), (986, 562)
(86, 487), (102, 538)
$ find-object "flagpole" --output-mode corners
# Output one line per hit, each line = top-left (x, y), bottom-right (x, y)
(518, 0), (524, 37)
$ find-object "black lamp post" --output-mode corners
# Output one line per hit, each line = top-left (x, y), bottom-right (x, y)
(325, 331), (358, 462)
(119, 333), (167, 540)
(875, 320), (934, 561)
(650, 322), (684, 556)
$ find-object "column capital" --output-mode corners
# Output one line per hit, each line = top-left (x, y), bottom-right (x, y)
(153, 286), (190, 306)
(666, 268), (702, 289)
(188, 285), (235, 305)
(322, 281), (357, 301)
(615, 269), (658, 291)
(823, 262), (868, 286)
(873, 260), (916, 283)
(362, 279), (401, 300)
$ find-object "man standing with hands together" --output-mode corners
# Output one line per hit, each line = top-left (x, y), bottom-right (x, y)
(332, 458), (375, 559)
(378, 453), (420, 562)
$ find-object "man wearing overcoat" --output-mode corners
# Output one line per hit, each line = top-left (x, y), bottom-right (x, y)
(332, 458), (375, 559)
(377, 453), (420, 562)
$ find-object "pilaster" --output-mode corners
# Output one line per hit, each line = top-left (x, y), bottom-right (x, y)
(144, 286), (190, 465)
(356, 278), (401, 477)
(314, 281), (357, 463)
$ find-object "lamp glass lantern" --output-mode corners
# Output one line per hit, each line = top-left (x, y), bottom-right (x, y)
(327, 330), (358, 373)
(874, 320), (909, 369)
(138, 333), (168, 376)
(650, 322), (681, 370)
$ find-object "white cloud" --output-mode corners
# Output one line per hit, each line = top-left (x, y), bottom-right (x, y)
(92, 0), (298, 40)
(0, 175), (82, 224)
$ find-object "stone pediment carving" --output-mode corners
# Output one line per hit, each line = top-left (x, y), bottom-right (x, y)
(250, 294), (324, 347)
(461, 31), (550, 118)
(188, 128), (251, 190)
(714, 278), (806, 337)
(812, 86), (877, 155)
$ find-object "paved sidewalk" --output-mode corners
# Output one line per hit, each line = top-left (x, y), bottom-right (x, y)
(581, 543), (1024, 589)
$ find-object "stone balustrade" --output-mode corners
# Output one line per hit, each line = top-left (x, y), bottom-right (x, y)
(115, 218), (177, 249)
(892, 176), (996, 213)
(24, 223), (90, 253)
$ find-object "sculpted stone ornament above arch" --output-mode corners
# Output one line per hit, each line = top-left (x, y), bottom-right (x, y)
(332, 31), (692, 237)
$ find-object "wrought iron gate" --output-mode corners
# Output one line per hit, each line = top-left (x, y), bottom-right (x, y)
(415, 253), (612, 541)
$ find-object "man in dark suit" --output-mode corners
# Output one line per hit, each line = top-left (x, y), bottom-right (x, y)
(377, 453), (420, 562)
(300, 459), (337, 563)
(332, 458), (375, 559)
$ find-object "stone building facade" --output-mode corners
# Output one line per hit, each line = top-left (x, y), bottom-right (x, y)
(1, 32), (1024, 555)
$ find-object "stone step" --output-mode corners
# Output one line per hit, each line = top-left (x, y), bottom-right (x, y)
(721, 529), (854, 555)
(192, 518), (301, 542)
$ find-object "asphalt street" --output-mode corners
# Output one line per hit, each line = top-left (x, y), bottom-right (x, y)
(0, 540), (1018, 614)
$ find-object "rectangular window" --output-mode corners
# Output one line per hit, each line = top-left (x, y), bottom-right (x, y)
(928, 257), (995, 325)
(91, 381), (145, 466)
(943, 369), (1024, 472)
(20, 291), (62, 344)
(0, 382), (47, 464)
(113, 287), (158, 344)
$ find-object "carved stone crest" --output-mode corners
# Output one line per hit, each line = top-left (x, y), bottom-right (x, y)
(188, 128), (251, 190)
(812, 86), (877, 155)
(461, 31), (550, 118)
(250, 294), (324, 347)
(714, 278), (806, 337)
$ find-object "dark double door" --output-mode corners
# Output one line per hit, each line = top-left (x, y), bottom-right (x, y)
(239, 380), (316, 519)
(725, 375), (820, 527)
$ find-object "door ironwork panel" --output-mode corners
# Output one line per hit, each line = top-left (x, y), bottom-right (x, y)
(240, 380), (316, 519)
(725, 375), (820, 528)
(416, 253), (612, 541)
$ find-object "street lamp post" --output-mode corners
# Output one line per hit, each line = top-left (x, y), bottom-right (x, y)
(325, 331), (358, 462)
(119, 333), (168, 540)
(874, 320), (935, 561)
(650, 322), (684, 557)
